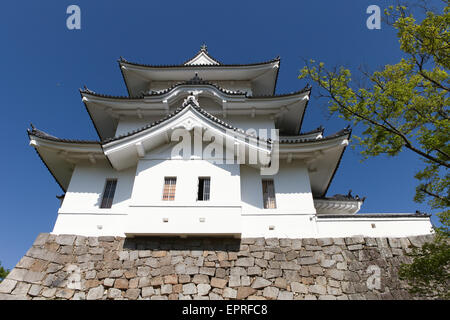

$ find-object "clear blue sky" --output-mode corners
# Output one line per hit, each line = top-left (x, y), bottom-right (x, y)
(0, 0), (442, 269)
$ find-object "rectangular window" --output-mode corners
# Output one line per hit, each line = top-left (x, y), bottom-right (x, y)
(262, 179), (276, 209)
(162, 177), (177, 201)
(100, 179), (117, 209)
(197, 177), (211, 201)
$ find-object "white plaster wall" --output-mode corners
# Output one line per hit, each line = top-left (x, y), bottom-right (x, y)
(125, 158), (241, 236)
(131, 159), (241, 206)
(58, 163), (136, 215)
(241, 214), (317, 238)
(51, 146), (433, 238)
(52, 214), (127, 237)
(125, 206), (241, 236)
(316, 217), (434, 237)
(224, 116), (275, 133)
(52, 213), (433, 238)
(239, 162), (318, 238)
(240, 162), (316, 215)
(53, 163), (137, 236)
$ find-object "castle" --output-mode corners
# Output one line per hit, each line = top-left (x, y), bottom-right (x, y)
(27, 46), (432, 238)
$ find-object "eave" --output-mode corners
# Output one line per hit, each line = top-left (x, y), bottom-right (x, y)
(118, 56), (280, 97)
(102, 96), (272, 171)
(317, 213), (432, 219)
(279, 126), (324, 141)
(81, 84), (311, 140)
(278, 128), (351, 198)
(314, 198), (364, 215)
(27, 128), (105, 191)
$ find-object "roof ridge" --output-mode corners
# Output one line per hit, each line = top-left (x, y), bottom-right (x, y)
(80, 76), (248, 99)
(28, 127), (100, 144)
(279, 126), (350, 144)
(279, 126), (324, 138)
(317, 213), (432, 218)
(80, 81), (310, 100)
(118, 56), (280, 69)
(250, 84), (311, 99)
(315, 190), (366, 202)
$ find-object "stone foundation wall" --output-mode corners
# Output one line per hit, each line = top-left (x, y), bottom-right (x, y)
(0, 233), (434, 300)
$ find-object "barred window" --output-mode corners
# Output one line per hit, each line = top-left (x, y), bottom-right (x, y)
(162, 177), (177, 201)
(100, 179), (117, 209)
(262, 179), (276, 209)
(197, 177), (211, 201)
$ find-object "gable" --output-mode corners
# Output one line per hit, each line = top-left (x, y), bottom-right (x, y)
(184, 51), (221, 66)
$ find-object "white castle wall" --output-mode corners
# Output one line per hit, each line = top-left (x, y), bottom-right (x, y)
(316, 217), (433, 238)
(52, 130), (433, 239)
(58, 163), (136, 215)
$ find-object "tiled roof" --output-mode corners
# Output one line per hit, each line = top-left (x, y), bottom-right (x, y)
(27, 125), (100, 144)
(29, 117), (348, 148)
(250, 85), (311, 98)
(279, 127), (351, 144)
(118, 55), (280, 69)
(301, 126), (324, 135)
(80, 77), (246, 99)
(80, 77), (310, 100)
(315, 190), (366, 202)
(102, 96), (272, 144)
(317, 212), (432, 218)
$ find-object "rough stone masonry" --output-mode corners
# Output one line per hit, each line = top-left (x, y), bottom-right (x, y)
(0, 233), (435, 300)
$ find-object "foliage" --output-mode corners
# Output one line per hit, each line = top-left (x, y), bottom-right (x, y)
(298, 1), (449, 298)
(0, 261), (9, 283)
(399, 233), (450, 299)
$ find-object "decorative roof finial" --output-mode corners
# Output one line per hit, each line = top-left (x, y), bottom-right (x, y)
(182, 91), (200, 108)
(200, 43), (208, 52)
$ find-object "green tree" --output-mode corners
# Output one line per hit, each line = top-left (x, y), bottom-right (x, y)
(0, 261), (9, 283)
(299, 1), (449, 298)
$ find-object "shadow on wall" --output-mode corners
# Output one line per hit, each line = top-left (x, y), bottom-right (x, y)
(66, 166), (136, 208)
(123, 236), (241, 251)
(240, 163), (313, 209)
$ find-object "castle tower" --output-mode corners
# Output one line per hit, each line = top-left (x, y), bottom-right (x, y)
(28, 46), (432, 238)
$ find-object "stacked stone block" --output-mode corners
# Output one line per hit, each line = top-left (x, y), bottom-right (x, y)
(0, 233), (434, 300)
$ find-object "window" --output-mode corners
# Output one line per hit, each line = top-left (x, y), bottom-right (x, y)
(100, 179), (117, 209)
(162, 177), (177, 201)
(197, 177), (211, 201)
(262, 179), (276, 209)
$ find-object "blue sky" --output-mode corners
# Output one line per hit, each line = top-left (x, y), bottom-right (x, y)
(0, 0), (442, 269)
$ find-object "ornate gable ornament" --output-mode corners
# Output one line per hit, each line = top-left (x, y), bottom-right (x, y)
(184, 44), (221, 66)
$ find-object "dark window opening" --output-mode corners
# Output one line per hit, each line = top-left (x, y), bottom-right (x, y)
(262, 179), (276, 209)
(197, 177), (211, 201)
(100, 179), (117, 209)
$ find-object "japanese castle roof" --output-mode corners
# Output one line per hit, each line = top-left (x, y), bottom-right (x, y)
(80, 80), (311, 141)
(28, 95), (349, 195)
(119, 45), (280, 97)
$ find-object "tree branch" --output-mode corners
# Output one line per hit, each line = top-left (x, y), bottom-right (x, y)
(419, 187), (450, 205)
